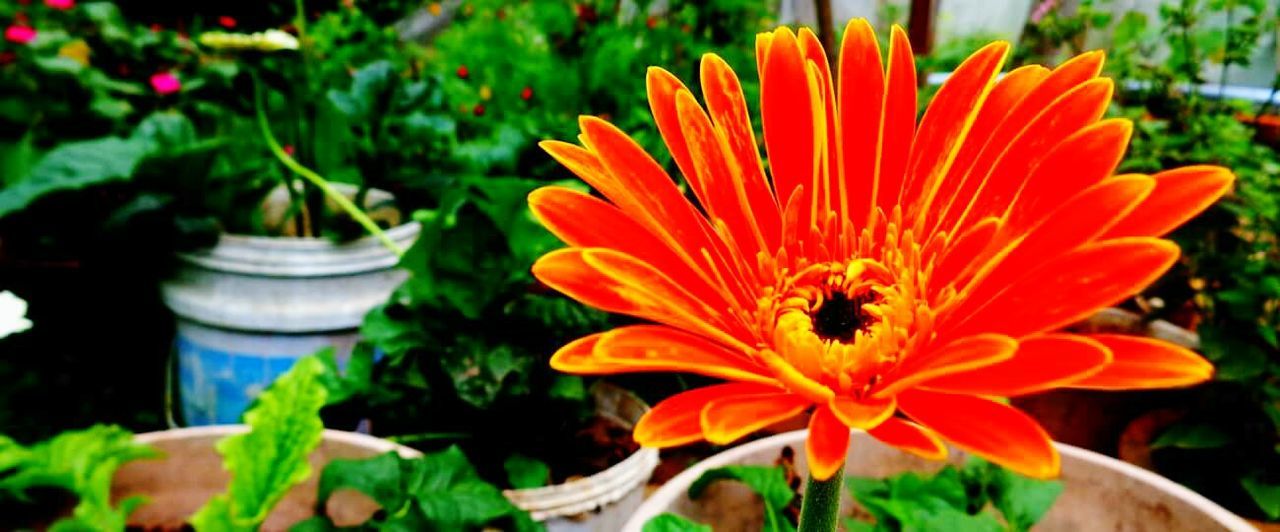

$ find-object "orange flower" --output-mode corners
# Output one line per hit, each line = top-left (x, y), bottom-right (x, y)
(529, 21), (1232, 481)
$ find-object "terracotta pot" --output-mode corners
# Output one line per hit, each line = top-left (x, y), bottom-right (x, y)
(113, 426), (420, 530)
(626, 430), (1254, 531)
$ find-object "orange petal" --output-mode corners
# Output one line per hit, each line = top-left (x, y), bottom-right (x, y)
(920, 334), (1111, 396)
(943, 237), (1180, 339)
(875, 25), (917, 213)
(532, 248), (750, 349)
(760, 27), (815, 227)
(700, 53), (781, 251)
(948, 78), (1115, 232)
(874, 333), (1018, 398)
(1070, 334), (1214, 389)
(635, 383), (783, 447)
(806, 406), (850, 481)
(674, 88), (767, 261)
(837, 18), (885, 229)
(646, 66), (697, 196)
(867, 418), (948, 460)
(904, 40), (1009, 221)
(527, 186), (724, 306)
(549, 325), (774, 385)
(701, 392), (810, 445)
(829, 395), (896, 429)
(958, 175), (1155, 302)
(576, 117), (753, 309)
(936, 52), (1107, 233)
(898, 390), (1060, 478)
(1004, 119), (1134, 235)
(931, 216), (1000, 291)
(925, 64), (1050, 235)
(1104, 165), (1235, 238)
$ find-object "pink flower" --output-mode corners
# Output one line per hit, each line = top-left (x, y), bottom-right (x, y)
(5, 25), (36, 45)
(44, 0), (75, 10)
(1030, 0), (1058, 24)
(149, 72), (181, 95)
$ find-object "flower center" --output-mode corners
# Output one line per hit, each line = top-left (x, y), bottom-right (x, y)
(812, 290), (877, 343)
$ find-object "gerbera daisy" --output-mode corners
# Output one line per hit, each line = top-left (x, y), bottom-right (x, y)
(529, 20), (1230, 486)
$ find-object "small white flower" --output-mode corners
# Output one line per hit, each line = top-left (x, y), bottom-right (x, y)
(0, 291), (32, 339)
(199, 29), (299, 52)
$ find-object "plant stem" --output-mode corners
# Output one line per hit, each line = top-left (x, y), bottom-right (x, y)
(253, 80), (405, 257)
(798, 468), (844, 532)
(387, 432), (473, 444)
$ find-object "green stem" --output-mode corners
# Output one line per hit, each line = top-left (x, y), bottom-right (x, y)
(386, 432), (473, 444)
(798, 468), (844, 532)
(253, 80), (405, 257)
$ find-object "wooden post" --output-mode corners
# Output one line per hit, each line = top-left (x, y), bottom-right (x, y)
(814, 0), (837, 64)
(907, 0), (936, 55)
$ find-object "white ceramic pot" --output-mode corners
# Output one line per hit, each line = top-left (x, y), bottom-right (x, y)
(160, 222), (419, 424)
(115, 426), (421, 530)
(506, 382), (660, 532)
(625, 430), (1254, 531)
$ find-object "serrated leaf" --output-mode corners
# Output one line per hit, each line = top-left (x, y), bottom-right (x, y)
(642, 513), (712, 532)
(190, 356), (329, 532)
(0, 425), (159, 531)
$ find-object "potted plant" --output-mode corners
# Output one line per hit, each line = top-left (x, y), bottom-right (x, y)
(627, 430), (1254, 531)
(0, 354), (535, 531)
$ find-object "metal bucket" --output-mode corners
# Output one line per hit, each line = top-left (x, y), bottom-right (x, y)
(160, 222), (419, 425)
(505, 383), (660, 531)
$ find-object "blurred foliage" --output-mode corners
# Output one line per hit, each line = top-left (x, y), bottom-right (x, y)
(1014, 0), (1280, 520)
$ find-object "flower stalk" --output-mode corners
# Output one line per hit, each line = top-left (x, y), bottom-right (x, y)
(798, 467), (844, 532)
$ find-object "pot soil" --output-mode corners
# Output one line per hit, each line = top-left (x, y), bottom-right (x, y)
(114, 426), (420, 531)
(627, 430), (1253, 531)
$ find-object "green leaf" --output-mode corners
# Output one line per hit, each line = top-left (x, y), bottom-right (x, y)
(440, 339), (533, 409)
(985, 460), (1064, 531)
(504, 453), (550, 489)
(190, 356), (329, 532)
(1242, 476), (1280, 519)
(0, 137), (149, 218)
(548, 375), (586, 402)
(642, 513), (712, 532)
(1151, 422), (1234, 449)
(312, 447), (537, 530)
(0, 425), (160, 531)
(689, 465), (795, 532)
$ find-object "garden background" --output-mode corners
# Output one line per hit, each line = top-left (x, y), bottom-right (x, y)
(4, 0), (1280, 528)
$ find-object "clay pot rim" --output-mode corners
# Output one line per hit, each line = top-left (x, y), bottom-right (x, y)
(134, 425), (423, 458)
(624, 429), (1255, 532)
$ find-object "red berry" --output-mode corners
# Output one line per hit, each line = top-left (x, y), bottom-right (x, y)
(456, 65), (469, 79)
(218, 16), (236, 28)
(520, 86), (533, 101)
(283, 145), (295, 156)
(473, 104), (485, 117)
(150, 23), (163, 32)
(646, 16), (657, 29)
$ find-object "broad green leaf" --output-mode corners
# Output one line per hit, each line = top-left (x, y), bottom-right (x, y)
(642, 513), (712, 532)
(1243, 476), (1280, 519)
(504, 453), (550, 489)
(1151, 422), (1234, 450)
(986, 460), (1065, 531)
(0, 137), (149, 218)
(310, 447), (539, 530)
(548, 375), (586, 402)
(190, 356), (329, 532)
(689, 465), (795, 532)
